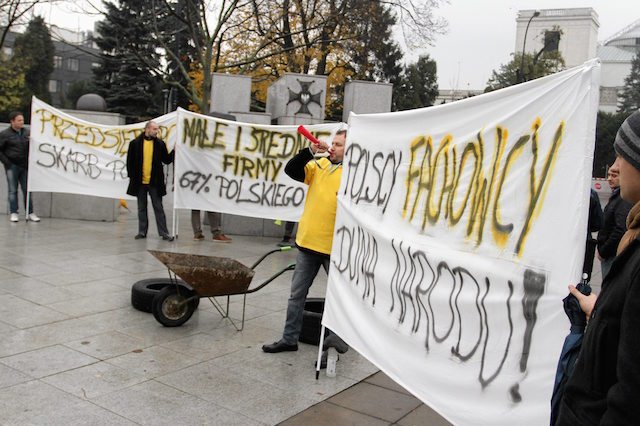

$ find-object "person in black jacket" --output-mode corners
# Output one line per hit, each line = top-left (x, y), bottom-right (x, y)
(126, 121), (174, 241)
(583, 188), (603, 281)
(0, 111), (40, 222)
(556, 109), (640, 425)
(597, 158), (632, 277)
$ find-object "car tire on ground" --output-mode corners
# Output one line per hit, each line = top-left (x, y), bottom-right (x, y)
(131, 278), (199, 313)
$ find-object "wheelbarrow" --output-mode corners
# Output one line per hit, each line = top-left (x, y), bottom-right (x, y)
(148, 247), (295, 330)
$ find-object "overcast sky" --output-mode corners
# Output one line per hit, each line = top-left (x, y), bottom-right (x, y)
(419, 0), (640, 90)
(36, 1), (640, 91)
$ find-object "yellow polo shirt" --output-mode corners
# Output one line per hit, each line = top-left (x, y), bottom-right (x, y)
(295, 158), (343, 255)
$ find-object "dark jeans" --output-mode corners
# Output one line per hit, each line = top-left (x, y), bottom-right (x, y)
(6, 164), (33, 214)
(282, 249), (330, 344)
(137, 185), (169, 237)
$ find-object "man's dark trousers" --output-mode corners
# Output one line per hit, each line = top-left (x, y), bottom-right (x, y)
(137, 185), (169, 237)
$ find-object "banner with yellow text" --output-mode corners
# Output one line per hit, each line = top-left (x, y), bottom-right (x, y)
(174, 108), (343, 221)
(323, 60), (601, 425)
(28, 97), (177, 199)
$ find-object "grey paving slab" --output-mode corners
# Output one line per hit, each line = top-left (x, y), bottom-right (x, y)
(42, 361), (148, 399)
(91, 379), (262, 426)
(105, 345), (201, 379)
(64, 331), (147, 360)
(158, 331), (247, 362)
(0, 363), (32, 390)
(0, 320), (17, 334)
(328, 382), (423, 423)
(280, 401), (390, 426)
(0, 381), (135, 426)
(47, 290), (130, 316)
(0, 266), (22, 281)
(0, 294), (71, 328)
(0, 344), (99, 379)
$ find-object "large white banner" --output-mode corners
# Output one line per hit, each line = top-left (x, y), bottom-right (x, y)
(323, 60), (601, 425)
(28, 97), (177, 199)
(174, 108), (343, 221)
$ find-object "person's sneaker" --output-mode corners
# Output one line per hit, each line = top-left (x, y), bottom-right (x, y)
(213, 233), (232, 243)
(277, 238), (292, 247)
(161, 235), (175, 242)
(193, 232), (205, 241)
(261, 340), (298, 353)
(9, 213), (19, 222)
(27, 213), (40, 222)
(134, 234), (146, 240)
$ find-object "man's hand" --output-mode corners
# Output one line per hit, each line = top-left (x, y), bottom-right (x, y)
(568, 284), (598, 320)
(310, 141), (329, 154)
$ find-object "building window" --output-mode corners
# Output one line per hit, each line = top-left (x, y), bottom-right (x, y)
(67, 58), (79, 71)
(53, 56), (62, 69)
(91, 62), (100, 69)
(48, 80), (60, 93)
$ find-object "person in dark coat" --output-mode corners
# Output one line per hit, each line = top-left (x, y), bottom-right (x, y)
(556, 109), (640, 425)
(597, 157), (632, 277)
(126, 121), (174, 241)
(0, 111), (40, 222)
(583, 188), (603, 281)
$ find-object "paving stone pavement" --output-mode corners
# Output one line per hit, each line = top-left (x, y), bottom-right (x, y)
(0, 210), (602, 425)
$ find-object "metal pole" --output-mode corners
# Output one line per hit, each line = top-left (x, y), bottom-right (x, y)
(518, 10), (540, 83)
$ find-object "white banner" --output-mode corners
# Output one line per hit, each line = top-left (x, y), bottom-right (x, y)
(173, 108), (343, 221)
(28, 97), (177, 199)
(323, 60), (601, 425)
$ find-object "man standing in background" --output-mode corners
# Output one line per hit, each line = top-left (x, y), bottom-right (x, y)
(0, 111), (39, 223)
(597, 158), (632, 277)
(126, 121), (174, 241)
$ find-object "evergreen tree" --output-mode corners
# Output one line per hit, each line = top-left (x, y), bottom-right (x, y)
(393, 55), (438, 111)
(594, 111), (627, 177)
(618, 52), (640, 116)
(92, 0), (162, 122)
(13, 16), (54, 107)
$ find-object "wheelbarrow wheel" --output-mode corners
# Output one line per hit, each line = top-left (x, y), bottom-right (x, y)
(152, 285), (198, 327)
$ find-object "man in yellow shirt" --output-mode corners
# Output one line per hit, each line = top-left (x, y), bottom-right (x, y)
(126, 121), (175, 241)
(263, 129), (346, 353)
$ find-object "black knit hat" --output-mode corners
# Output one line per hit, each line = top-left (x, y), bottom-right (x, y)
(614, 110), (640, 171)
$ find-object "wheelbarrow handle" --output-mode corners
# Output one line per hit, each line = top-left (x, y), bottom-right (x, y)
(246, 263), (295, 294)
(249, 246), (293, 270)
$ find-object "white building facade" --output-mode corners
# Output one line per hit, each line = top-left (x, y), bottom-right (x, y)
(515, 9), (640, 113)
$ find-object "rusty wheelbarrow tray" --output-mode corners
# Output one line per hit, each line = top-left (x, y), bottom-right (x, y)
(148, 247), (295, 330)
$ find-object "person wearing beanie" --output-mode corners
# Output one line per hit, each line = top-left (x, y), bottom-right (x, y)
(556, 109), (640, 425)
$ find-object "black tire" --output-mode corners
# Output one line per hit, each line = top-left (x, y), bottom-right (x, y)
(152, 285), (198, 327)
(131, 278), (199, 313)
(299, 298), (325, 345)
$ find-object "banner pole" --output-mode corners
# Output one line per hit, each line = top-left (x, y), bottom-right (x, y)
(316, 325), (327, 380)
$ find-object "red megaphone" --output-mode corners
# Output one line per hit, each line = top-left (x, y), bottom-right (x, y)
(297, 125), (320, 145)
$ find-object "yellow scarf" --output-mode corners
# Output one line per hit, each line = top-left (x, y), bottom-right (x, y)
(617, 200), (640, 255)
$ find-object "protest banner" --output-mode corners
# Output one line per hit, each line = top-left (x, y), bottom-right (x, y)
(322, 60), (601, 425)
(173, 108), (343, 221)
(28, 97), (177, 199)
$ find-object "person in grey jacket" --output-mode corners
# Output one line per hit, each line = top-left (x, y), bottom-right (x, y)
(597, 157), (632, 277)
(0, 111), (39, 222)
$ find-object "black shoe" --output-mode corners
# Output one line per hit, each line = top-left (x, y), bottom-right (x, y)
(262, 340), (298, 353)
(323, 334), (349, 354)
(134, 234), (146, 240)
(161, 235), (175, 241)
